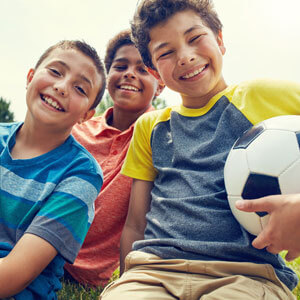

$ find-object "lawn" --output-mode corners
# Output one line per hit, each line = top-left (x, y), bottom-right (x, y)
(58, 255), (300, 299)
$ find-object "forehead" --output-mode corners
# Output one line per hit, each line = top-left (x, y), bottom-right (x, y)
(113, 44), (143, 63)
(149, 10), (208, 49)
(39, 48), (96, 72)
(40, 48), (102, 90)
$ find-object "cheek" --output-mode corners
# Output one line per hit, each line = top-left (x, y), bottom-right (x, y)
(107, 75), (118, 95)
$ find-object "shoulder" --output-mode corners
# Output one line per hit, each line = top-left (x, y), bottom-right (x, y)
(0, 122), (21, 145)
(0, 121), (21, 135)
(233, 79), (300, 98)
(135, 107), (174, 129)
(69, 136), (102, 174)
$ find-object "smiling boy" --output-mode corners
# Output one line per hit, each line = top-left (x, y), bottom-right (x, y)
(0, 40), (105, 299)
(100, 1), (300, 299)
(64, 29), (163, 287)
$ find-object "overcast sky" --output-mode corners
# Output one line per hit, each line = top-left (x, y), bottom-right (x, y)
(1, 0), (300, 121)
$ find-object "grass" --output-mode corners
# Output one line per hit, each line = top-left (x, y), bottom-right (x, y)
(58, 257), (300, 299)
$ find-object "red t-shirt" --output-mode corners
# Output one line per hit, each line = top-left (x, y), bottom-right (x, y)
(64, 106), (153, 286)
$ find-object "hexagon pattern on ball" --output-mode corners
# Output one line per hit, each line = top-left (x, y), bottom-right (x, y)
(224, 115), (300, 235)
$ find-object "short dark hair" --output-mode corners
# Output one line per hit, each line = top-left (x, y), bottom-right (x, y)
(131, 0), (223, 70)
(104, 29), (134, 73)
(35, 40), (106, 110)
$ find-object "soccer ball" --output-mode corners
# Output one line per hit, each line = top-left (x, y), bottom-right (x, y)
(224, 115), (300, 235)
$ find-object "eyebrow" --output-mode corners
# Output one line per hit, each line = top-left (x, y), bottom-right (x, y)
(56, 60), (92, 87)
(113, 57), (144, 65)
(152, 25), (204, 53)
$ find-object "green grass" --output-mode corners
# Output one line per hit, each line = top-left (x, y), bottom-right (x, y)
(57, 269), (119, 300)
(58, 257), (300, 299)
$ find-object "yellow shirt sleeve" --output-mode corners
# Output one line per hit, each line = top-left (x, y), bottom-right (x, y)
(230, 79), (300, 124)
(121, 108), (173, 181)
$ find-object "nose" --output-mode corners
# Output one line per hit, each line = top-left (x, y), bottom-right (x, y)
(123, 68), (136, 79)
(54, 81), (67, 97)
(177, 49), (195, 66)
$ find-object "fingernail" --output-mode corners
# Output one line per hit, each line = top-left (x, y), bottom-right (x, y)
(235, 200), (244, 208)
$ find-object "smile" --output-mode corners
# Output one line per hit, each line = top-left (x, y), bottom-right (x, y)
(119, 85), (140, 92)
(181, 65), (208, 79)
(41, 94), (64, 111)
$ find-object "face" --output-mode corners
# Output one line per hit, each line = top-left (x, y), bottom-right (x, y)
(26, 48), (102, 130)
(107, 45), (161, 113)
(148, 9), (227, 108)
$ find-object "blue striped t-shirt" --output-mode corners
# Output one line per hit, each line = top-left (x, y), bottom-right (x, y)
(0, 122), (103, 299)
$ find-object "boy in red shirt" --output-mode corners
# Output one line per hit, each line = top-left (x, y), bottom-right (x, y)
(64, 29), (164, 287)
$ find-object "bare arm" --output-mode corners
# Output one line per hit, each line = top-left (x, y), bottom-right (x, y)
(120, 179), (153, 275)
(235, 194), (300, 261)
(0, 233), (57, 297)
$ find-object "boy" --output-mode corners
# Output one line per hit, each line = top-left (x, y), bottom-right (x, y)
(100, 0), (300, 299)
(64, 29), (164, 287)
(0, 40), (106, 299)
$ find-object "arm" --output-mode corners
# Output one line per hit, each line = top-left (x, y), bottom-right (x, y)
(0, 233), (57, 298)
(235, 194), (300, 261)
(120, 179), (153, 275)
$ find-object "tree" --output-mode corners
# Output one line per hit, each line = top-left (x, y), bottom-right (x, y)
(152, 96), (167, 110)
(0, 97), (15, 122)
(95, 93), (114, 116)
(95, 93), (167, 116)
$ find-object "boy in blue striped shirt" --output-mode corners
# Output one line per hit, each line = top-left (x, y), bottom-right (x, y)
(0, 40), (106, 299)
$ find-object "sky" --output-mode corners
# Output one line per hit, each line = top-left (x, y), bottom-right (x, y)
(1, 0), (300, 121)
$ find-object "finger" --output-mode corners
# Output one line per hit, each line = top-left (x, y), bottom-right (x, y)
(265, 244), (281, 255)
(252, 231), (270, 250)
(285, 251), (300, 262)
(235, 197), (273, 213)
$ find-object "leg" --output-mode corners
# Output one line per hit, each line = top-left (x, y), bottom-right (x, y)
(100, 269), (178, 300)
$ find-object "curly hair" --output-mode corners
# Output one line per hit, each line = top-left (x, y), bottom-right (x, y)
(131, 0), (223, 70)
(35, 40), (106, 110)
(104, 29), (135, 73)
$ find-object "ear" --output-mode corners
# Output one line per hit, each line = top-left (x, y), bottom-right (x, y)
(217, 31), (226, 55)
(155, 82), (165, 97)
(26, 69), (35, 85)
(146, 67), (161, 81)
(78, 109), (95, 124)
(146, 67), (165, 97)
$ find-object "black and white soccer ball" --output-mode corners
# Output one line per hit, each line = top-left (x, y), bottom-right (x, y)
(224, 115), (300, 235)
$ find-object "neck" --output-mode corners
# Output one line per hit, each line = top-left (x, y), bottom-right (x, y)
(109, 105), (151, 131)
(181, 80), (228, 109)
(11, 118), (71, 159)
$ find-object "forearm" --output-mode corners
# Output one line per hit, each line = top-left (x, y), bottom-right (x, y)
(120, 224), (144, 275)
(119, 179), (153, 274)
(0, 257), (31, 297)
(0, 234), (57, 297)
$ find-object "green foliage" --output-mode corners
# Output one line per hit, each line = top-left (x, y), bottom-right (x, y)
(152, 96), (167, 110)
(95, 93), (114, 116)
(0, 97), (14, 122)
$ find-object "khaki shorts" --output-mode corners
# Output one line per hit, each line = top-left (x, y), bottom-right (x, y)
(100, 251), (295, 300)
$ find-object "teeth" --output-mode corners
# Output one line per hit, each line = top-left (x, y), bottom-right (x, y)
(41, 95), (63, 111)
(182, 65), (206, 79)
(120, 85), (139, 92)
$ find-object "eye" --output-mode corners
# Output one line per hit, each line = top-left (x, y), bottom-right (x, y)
(138, 66), (148, 74)
(75, 86), (87, 96)
(48, 68), (61, 76)
(113, 65), (127, 71)
(189, 35), (201, 43)
(158, 50), (173, 60)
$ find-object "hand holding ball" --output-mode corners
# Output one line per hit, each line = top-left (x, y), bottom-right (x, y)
(224, 115), (300, 235)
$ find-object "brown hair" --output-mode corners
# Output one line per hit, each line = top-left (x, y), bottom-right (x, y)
(104, 29), (134, 73)
(35, 40), (106, 110)
(131, 0), (222, 70)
